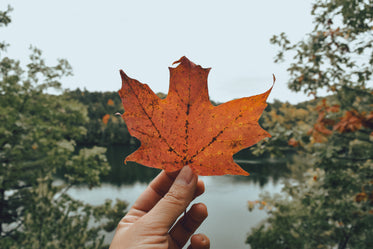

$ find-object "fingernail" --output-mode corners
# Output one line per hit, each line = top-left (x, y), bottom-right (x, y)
(195, 234), (205, 242)
(198, 234), (205, 242)
(175, 166), (195, 185)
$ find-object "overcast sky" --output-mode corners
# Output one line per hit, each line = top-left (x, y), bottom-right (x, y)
(1, 0), (314, 103)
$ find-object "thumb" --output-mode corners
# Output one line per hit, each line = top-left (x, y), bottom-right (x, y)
(143, 166), (198, 228)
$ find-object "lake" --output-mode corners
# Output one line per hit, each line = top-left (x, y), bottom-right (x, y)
(68, 145), (289, 249)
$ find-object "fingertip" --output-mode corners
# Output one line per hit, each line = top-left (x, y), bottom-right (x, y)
(174, 165), (197, 186)
(190, 202), (208, 219)
(190, 233), (210, 249)
(165, 169), (180, 180)
(195, 179), (205, 197)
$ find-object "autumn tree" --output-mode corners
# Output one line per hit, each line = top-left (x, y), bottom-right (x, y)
(247, 0), (373, 248)
(0, 6), (126, 248)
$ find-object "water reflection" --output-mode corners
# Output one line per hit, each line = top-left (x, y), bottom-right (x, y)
(103, 145), (290, 186)
(103, 145), (160, 185)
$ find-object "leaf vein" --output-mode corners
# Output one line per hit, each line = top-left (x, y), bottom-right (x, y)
(127, 81), (182, 158)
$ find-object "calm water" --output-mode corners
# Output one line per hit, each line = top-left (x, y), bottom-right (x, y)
(68, 145), (289, 249)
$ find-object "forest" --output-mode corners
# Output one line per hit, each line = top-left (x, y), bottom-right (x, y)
(1, 0), (373, 248)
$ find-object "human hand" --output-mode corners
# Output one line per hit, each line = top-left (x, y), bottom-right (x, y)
(109, 165), (209, 249)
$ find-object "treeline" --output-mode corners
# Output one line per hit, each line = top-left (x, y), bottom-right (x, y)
(65, 89), (132, 146)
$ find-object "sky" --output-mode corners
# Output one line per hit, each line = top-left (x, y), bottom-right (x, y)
(1, 0), (314, 103)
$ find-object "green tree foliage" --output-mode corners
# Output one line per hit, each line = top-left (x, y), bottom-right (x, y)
(64, 89), (132, 146)
(0, 7), (127, 248)
(247, 0), (373, 248)
(64, 89), (170, 146)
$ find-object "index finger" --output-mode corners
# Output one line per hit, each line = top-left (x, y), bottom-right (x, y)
(128, 169), (205, 217)
(131, 170), (179, 213)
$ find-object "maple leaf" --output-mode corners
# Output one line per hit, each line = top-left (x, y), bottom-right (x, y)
(118, 57), (273, 176)
(333, 110), (364, 133)
(288, 138), (299, 147)
(102, 114), (110, 125)
(107, 99), (115, 106)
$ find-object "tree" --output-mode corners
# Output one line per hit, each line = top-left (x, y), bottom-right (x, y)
(64, 89), (132, 146)
(0, 6), (127, 248)
(247, 0), (373, 248)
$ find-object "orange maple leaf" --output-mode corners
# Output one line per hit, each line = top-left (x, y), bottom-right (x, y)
(288, 138), (299, 147)
(102, 114), (110, 125)
(333, 110), (364, 133)
(118, 57), (273, 176)
(107, 99), (115, 106)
